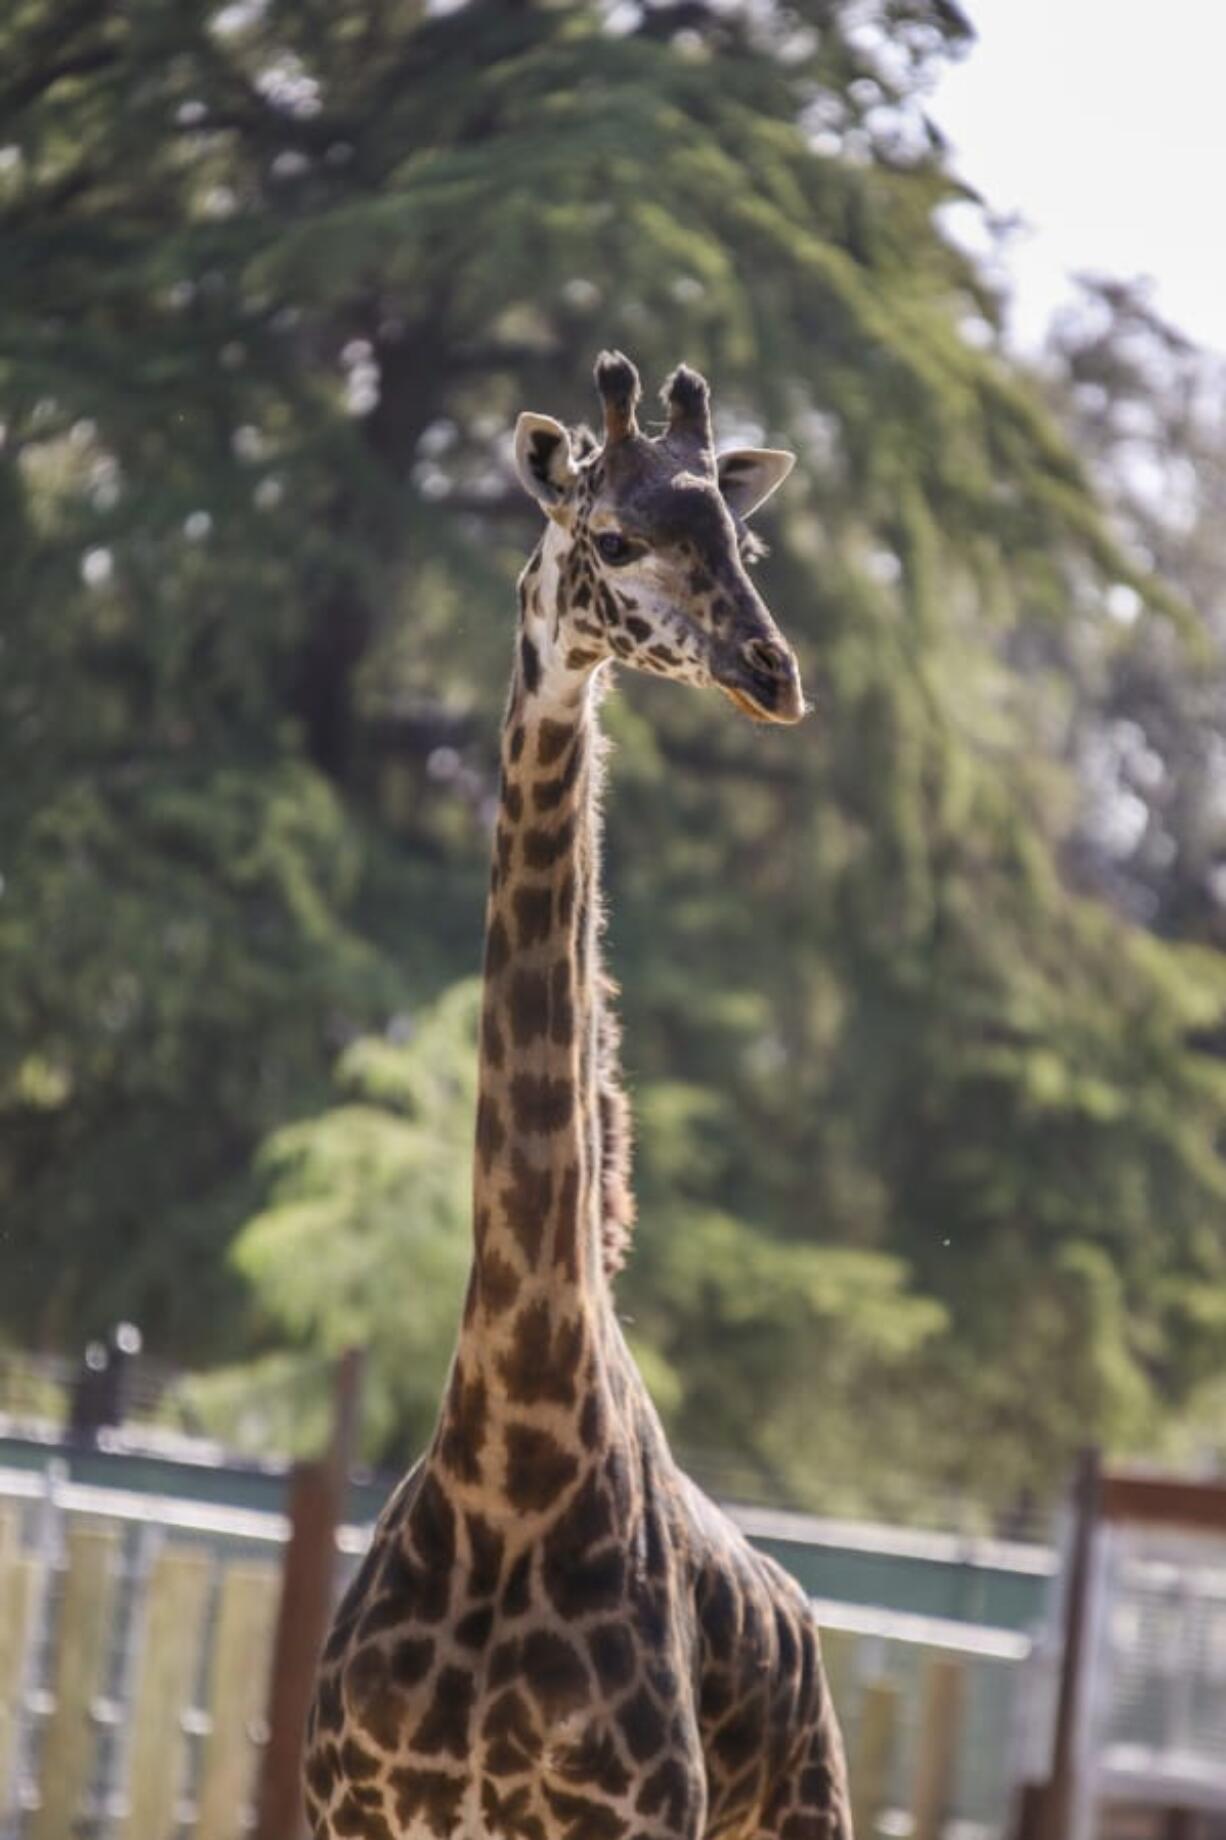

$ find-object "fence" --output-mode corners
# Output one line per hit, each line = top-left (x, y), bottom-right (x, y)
(1014, 1459), (1226, 1840)
(0, 1462), (294, 1840)
(815, 1599), (1029, 1833)
(0, 1456), (1036, 1840)
(728, 1502), (1054, 1633)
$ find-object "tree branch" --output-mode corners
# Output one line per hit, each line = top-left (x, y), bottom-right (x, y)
(0, 0), (113, 121)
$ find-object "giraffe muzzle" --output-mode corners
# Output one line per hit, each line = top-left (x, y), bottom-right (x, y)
(717, 637), (808, 725)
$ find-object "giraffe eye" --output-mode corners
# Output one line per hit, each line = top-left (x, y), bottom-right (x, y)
(596, 531), (634, 565)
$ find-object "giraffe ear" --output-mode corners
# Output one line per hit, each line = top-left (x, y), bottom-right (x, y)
(514, 413), (578, 513)
(716, 447), (795, 520)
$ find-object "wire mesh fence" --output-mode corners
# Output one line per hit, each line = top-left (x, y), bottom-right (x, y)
(1012, 1484), (1226, 1837)
(1099, 1524), (1226, 1798)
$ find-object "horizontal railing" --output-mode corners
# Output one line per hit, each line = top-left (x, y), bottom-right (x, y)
(0, 1460), (1032, 1839)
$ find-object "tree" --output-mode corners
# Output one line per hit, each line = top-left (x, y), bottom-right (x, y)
(183, 981), (479, 1459)
(4, 0), (1225, 1515)
(1042, 279), (1226, 942)
(201, 979), (947, 1502)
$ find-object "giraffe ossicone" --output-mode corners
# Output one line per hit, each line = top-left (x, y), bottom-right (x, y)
(306, 352), (852, 1840)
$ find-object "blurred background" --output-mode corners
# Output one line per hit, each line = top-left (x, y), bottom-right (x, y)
(7, 0), (1226, 1521)
(4, 1), (1226, 1830)
(7, 0), (1226, 1519)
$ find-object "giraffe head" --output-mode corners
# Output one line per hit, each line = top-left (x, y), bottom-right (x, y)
(513, 351), (805, 724)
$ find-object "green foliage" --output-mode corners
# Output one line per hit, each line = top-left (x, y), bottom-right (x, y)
(4, 0), (1226, 1517)
(1042, 279), (1226, 938)
(222, 981), (479, 1458)
(624, 1195), (947, 1516)
(0, 757), (388, 1350)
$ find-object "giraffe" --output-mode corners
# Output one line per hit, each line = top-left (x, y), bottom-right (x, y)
(305, 352), (853, 1840)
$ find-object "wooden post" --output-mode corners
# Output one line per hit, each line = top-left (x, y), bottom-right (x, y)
(910, 1655), (964, 1840)
(1162, 1810), (1196, 1840)
(253, 1349), (364, 1840)
(1010, 1779), (1047, 1840)
(1098, 1471), (1226, 1534)
(849, 1679), (899, 1837)
(1044, 1446), (1102, 1840)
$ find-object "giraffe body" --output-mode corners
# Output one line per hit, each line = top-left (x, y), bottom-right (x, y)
(306, 355), (852, 1840)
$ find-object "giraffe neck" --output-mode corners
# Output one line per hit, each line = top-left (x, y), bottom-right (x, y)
(432, 525), (622, 1522)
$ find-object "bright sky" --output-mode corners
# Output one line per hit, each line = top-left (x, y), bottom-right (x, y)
(928, 0), (1225, 355)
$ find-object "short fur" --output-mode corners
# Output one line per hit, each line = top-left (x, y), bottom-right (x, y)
(306, 354), (849, 1840)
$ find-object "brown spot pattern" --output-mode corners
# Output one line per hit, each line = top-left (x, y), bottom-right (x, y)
(483, 1779), (547, 1840)
(485, 914), (510, 976)
(501, 1551), (533, 1616)
(587, 1621), (636, 1693)
(482, 1688), (541, 1777)
(497, 1297), (584, 1406)
(410, 1472), (456, 1569)
(343, 1644), (403, 1751)
(619, 1685), (668, 1762)
(513, 884), (553, 946)
(466, 1512), (504, 1595)
(552, 1163), (580, 1279)
(510, 1072), (573, 1135)
(521, 1628), (591, 1718)
(475, 1092), (505, 1170)
(550, 959), (575, 1044)
(499, 1150), (553, 1263)
(439, 1366), (487, 1481)
(480, 1249), (521, 1315)
(536, 718), (574, 766)
(389, 1635), (434, 1687)
(522, 817), (575, 870)
(388, 1766), (466, 1837)
(504, 1422), (579, 1511)
(509, 968), (550, 1046)
(412, 1663), (474, 1758)
(541, 1783), (628, 1840)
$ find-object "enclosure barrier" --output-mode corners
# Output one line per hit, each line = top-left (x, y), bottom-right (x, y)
(816, 1598), (1028, 1832)
(0, 1459), (1031, 1840)
(0, 1465), (289, 1840)
(1011, 1452), (1226, 1840)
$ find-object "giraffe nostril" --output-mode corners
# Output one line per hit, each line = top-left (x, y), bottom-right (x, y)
(743, 639), (790, 679)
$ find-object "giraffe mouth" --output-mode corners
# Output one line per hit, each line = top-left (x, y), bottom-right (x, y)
(720, 685), (777, 723)
(711, 626), (808, 724)
(716, 668), (808, 726)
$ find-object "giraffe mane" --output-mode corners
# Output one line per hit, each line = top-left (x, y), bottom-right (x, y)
(584, 694), (635, 1278)
(596, 976), (635, 1277)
